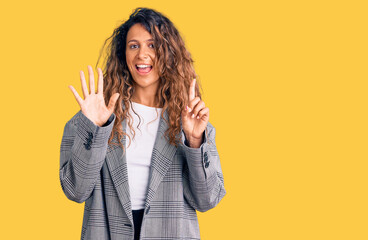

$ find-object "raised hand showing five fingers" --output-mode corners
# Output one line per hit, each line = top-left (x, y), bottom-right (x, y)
(68, 65), (120, 127)
(181, 78), (209, 148)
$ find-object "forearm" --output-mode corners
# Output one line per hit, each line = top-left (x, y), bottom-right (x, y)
(59, 111), (115, 203)
(181, 123), (226, 212)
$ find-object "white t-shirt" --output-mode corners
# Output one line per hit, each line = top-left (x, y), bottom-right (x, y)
(126, 101), (163, 210)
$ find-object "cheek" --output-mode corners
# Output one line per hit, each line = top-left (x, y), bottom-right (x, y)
(151, 56), (157, 69)
(128, 65), (133, 73)
(125, 54), (134, 71)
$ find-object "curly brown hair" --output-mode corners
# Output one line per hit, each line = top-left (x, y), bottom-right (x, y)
(96, 7), (202, 151)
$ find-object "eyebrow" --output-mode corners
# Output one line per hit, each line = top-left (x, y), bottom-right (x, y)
(127, 39), (154, 44)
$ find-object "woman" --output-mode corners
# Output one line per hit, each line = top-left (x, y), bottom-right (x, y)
(60, 7), (226, 240)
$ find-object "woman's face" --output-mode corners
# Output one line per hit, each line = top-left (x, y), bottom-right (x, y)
(125, 23), (160, 90)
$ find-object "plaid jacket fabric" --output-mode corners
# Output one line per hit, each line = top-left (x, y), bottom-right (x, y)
(59, 110), (226, 240)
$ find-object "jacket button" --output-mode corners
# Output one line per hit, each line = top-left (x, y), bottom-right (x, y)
(86, 132), (93, 142)
(87, 132), (93, 139)
(84, 132), (93, 150)
(204, 152), (209, 163)
(84, 142), (91, 150)
(145, 206), (150, 214)
(205, 162), (210, 168)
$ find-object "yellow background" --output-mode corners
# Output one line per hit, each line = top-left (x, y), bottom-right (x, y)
(1, 0), (367, 239)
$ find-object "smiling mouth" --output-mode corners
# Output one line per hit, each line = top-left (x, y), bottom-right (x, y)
(135, 64), (152, 74)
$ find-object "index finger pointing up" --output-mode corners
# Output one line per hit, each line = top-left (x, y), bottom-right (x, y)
(189, 78), (196, 101)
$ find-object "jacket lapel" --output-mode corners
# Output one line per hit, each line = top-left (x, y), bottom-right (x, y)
(105, 118), (133, 224)
(105, 110), (178, 223)
(145, 110), (178, 208)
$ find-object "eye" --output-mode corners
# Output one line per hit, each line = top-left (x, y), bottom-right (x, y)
(149, 43), (154, 48)
(129, 44), (138, 49)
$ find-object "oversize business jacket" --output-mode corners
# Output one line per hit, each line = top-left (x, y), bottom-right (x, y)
(59, 109), (226, 240)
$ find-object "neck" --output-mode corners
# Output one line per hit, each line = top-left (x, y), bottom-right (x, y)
(131, 87), (160, 108)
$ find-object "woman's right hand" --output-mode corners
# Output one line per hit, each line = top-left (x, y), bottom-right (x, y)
(68, 65), (120, 127)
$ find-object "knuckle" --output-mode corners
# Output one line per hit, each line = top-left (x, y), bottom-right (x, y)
(189, 101), (195, 108)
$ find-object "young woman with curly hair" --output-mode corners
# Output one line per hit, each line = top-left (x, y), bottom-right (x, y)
(60, 7), (226, 240)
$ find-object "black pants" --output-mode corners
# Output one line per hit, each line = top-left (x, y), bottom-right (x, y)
(132, 209), (144, 240)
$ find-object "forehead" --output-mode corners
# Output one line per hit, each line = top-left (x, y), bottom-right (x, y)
(126, 23), (153, 42)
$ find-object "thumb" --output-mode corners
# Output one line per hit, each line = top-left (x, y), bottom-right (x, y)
(107, 93), (120, 112)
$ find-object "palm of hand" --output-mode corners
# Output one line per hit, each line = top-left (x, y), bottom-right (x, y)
(81, 92), (111, 126)
(68, 65), (120, 127)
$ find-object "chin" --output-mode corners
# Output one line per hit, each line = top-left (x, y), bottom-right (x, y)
(133, 77), (160, 89)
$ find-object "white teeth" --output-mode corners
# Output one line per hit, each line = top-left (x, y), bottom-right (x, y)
(136, 64), (151, 68)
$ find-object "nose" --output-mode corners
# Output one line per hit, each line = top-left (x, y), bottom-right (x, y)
(138, 45), (149, 59)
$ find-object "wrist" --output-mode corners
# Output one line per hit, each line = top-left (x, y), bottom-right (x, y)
(184, 133), (204, 148)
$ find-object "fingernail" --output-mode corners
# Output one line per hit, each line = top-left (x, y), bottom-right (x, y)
(191, 114), (195, 118)
(196, 116), (200, 119)
(187, 106), (192, 112)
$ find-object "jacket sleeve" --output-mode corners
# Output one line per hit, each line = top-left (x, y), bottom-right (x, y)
(180, 122), (226, 212)
(59, 110), (116, 203)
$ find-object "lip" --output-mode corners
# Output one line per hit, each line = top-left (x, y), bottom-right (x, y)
(135, 64), (152, 76)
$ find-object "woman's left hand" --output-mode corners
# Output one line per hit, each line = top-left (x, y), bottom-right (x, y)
(181, 78), (209, 148)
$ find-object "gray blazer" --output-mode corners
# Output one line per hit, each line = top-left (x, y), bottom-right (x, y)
(59, 109), (226, 240)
